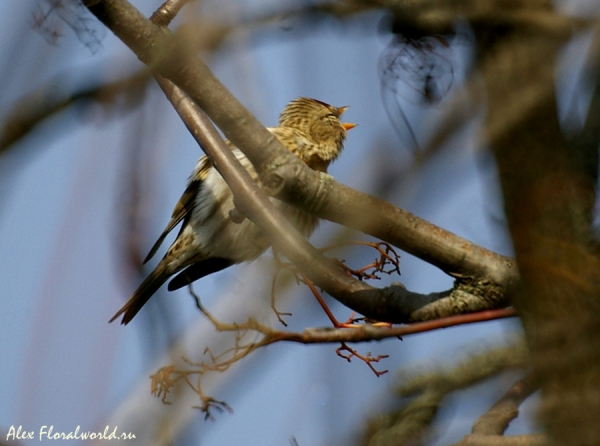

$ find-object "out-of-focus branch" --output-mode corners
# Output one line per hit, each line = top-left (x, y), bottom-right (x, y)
(473, 5), (600, 445)
(471, 375), (537, 436)
(363, 340), (527, 445)
(368, 0), (589, 36)
(0, 69), (151, 156)
(454, 434), (548, 446)
(3, 0), (373, 160)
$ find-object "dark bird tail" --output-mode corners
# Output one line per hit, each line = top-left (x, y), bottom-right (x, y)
(110, 262), (170, 325)
(167, 257), (233, 291)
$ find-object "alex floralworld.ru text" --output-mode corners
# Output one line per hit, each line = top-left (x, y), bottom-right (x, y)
(6, 425), (136, 441)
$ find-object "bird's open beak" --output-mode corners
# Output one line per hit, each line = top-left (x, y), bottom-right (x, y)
(337, 106), (356, 131)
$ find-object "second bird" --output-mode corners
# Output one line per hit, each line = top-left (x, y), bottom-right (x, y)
(111, 97), (356, 325)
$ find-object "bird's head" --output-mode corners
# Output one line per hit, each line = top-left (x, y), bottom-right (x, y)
(278, 97), (356, 161)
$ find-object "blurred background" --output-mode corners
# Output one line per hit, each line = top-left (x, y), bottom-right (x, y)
(5, 0), (590, 444)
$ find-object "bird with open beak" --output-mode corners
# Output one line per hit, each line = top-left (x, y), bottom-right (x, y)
(111, 97), (356, 324)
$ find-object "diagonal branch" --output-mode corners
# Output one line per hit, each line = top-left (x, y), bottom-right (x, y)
(264, 164), (517, 286)
(0, 69), (151, 156)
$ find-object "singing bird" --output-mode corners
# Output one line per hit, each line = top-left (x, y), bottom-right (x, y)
(111, 97), (356, 324)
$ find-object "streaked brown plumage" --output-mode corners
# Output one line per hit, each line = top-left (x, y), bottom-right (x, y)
(111, 97), (356, 324)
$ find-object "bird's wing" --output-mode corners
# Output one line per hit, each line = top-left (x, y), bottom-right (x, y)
(167, 257), (234, 291)
(143, 156), (212, 264)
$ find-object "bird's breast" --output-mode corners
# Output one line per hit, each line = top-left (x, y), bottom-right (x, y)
(186, 149), (318, 264)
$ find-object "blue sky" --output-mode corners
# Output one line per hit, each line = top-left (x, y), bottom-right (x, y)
(0, 1), (535, 445)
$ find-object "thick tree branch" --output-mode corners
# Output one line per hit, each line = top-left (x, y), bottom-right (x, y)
(264, 164), (517, 287)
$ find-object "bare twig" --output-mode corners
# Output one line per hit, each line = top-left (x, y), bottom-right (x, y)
(195, 288), (516, 346)
(285, 308), (515, 343)
(336, 342), (389, 376)
(150, 364), (233, 420)
(322, 241), (401, 281)
(269, 259), (293, 326)
(151, 287), (515, 412)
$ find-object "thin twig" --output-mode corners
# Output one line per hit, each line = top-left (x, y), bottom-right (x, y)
(336, 342), (389, 376)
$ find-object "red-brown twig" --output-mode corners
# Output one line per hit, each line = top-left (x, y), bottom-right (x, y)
(269, 251), (298, 327)
(321, 241), (401, 281)
(150, 364), (233, 421)
(301, 274), (345, 327)
(336, 342), (389, 376)
(272, 241), (403, 327)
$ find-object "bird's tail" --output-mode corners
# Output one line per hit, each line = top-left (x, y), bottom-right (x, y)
(110, 262), (170, 325)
